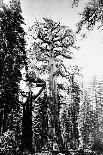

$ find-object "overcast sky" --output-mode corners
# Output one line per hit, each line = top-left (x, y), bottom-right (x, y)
(4, 0), (103, 83)
(20, 0), (80, 28)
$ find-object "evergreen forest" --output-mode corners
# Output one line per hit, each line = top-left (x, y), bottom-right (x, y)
(1, 0), (103, 155)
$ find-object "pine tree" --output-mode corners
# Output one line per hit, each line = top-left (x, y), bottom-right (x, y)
(79, 90), (93, 151)
(88, 78), (103, 148)
(0, 0), (25, 134)
(79, 79), (103, 152)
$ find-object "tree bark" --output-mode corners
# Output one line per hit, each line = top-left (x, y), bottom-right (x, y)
(48, 56), (64, 151)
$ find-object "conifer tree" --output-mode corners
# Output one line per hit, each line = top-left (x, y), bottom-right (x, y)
(0, 0), (25, 133)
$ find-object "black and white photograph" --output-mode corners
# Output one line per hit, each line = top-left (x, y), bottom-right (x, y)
(1, 0), (103, 154)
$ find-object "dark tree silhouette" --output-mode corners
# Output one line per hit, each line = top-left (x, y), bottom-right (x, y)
(0, 0), (25, 133)
(21, 77), (46, 152)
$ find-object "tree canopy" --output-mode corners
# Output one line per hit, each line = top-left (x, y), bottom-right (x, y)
(72, 0), (103, 32)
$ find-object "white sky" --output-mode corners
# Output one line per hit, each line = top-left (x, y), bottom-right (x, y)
(4, 0), (103, 83)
